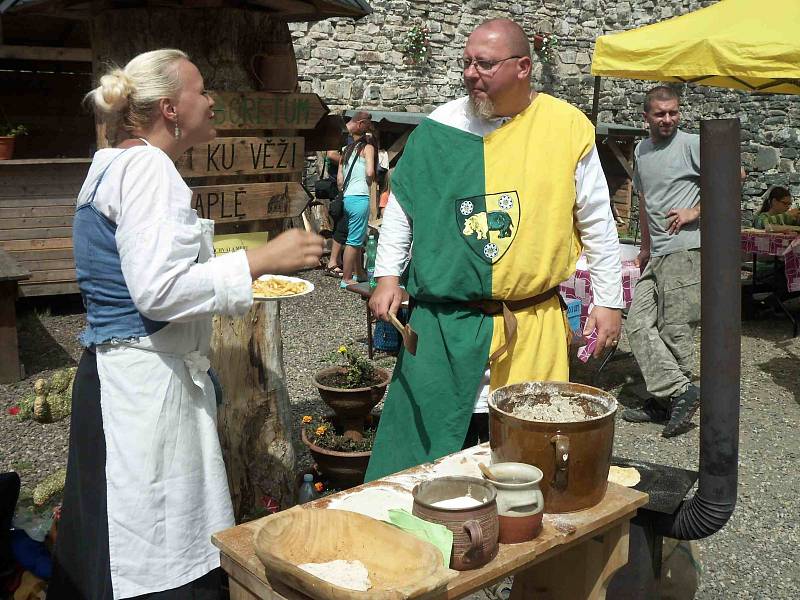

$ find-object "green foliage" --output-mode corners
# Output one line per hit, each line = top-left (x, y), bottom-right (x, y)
(19, 367), (77, 423)
(537, 33), (560, 64)
(0, 124), (28, 137)
(402, 24), (430, 65)
(302, 413), (377, 452)
(327, 344), (376, 389)
(33, 468), (67, 507)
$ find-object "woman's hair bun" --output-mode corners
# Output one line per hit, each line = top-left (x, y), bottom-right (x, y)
(94, 69), (134, 113)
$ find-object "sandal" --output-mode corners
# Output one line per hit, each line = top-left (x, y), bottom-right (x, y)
(324, 266), (344, 278)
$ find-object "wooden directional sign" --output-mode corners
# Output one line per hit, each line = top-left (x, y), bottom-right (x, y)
(178, 137), (304, 178)
(210, 91), (328, 131)
(189, 182), (309, 224)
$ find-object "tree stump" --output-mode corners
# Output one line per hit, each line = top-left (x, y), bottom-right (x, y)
(211, 303), (296, 520)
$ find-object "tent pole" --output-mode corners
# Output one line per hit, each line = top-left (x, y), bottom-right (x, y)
(590, 76), (601, 124)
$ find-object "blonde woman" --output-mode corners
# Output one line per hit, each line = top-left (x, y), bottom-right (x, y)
(48, 50), (323, 599)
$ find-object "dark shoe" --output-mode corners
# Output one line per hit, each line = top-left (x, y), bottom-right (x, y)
(621, 398), (669, 423)
(662, 384), (700, 438)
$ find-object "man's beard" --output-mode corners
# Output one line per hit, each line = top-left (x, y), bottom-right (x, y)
(468, 94), (496, 120)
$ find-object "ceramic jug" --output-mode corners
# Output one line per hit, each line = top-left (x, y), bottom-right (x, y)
(482, 462), (545, 544)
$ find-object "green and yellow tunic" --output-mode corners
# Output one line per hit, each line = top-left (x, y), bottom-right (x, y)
(365, 94), (596, 481)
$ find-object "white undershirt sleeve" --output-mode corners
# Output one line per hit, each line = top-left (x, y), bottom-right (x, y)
(574, 146), (624, 309)
(115, 150), (253, 321)
(374, 192), (412, 278)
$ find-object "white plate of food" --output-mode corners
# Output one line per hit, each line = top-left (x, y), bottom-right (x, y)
(252, 275), (314, 301)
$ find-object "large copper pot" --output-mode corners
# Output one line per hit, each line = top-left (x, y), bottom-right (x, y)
(489, 381), (616, 514)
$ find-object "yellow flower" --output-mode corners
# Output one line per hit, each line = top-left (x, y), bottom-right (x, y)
(302, 415), (312, 424)
(315, 426), (328, 436)
(314, 482), (325, 493)
(338, 345), (347, 354)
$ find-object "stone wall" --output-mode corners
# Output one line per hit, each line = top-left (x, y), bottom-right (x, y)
(290, 0), (800, 208)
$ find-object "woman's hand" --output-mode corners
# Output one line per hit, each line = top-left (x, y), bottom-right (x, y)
(246, 229), (325, 278)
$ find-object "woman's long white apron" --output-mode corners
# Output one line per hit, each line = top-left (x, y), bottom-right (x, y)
(96, 219), (234, 599)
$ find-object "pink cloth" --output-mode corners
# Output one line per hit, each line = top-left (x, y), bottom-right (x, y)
(559, 258), (641, 362)
(741, 230), (800, 292)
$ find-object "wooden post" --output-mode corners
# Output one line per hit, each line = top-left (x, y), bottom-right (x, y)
(0, 249), (30, 383)
(90, 7), (300, 520)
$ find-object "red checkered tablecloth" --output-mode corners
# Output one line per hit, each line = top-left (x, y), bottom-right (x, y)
(741, 229), (800, 292)
(559, 258), (641, 361)
(559, 259), (641, 327)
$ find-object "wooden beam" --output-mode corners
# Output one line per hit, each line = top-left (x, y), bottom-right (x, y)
(0, 44), (92, 62)
(177, 136), (304, 178)
(189, 181), (309, 223)
(209, 91), (328, 131)
(606, 138), (634, 181)
(386, 129), (411, 164)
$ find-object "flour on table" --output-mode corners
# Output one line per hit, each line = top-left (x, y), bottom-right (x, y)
(429, 453), (484, 479)
(298, 559), (372, 591)
(326, 485), (413, 521)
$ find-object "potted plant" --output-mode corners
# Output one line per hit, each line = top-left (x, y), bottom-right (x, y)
(302, 345), (391, 489)
(0, 124), (27, 160)
(300, 412), (379, 490)
(312, 344), (390, 441)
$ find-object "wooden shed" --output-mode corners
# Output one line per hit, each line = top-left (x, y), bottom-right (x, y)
(0, 0), (370, 297)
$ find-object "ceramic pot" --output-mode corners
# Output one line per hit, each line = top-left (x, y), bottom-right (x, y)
(412, 477), (499, 571)
(313, 367), (389, 440)
(301, 426), (371, 490)
(489, 381), (617, 513)
(482, 463), (545, 544)
(0, 136), (15, 160)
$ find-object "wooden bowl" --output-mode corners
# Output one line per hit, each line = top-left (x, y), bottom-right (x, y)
(254, 507), (458, 599)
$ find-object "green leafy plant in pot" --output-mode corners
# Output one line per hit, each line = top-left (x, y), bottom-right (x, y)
(0, 124), (28, 160)
(312, 344), (390, 441)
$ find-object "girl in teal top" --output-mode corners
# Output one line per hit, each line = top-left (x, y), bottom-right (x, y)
(754, 186), (799, 229)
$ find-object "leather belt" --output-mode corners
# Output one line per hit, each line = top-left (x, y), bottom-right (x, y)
(465, 287), (560, 362)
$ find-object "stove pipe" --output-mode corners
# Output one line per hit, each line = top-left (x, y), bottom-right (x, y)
(653, 118), (742, 540)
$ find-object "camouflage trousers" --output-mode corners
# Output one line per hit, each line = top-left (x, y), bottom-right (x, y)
(627, 249), (701, 400)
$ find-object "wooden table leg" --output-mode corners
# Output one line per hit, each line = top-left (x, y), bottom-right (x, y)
(509, 521), (630, 600)
(229, 578), (261, 600)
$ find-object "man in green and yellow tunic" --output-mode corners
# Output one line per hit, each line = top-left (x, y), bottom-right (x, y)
(366, 19), (624, 481)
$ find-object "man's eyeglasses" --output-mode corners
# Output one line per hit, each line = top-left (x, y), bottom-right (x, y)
(462, 55), (522, 73)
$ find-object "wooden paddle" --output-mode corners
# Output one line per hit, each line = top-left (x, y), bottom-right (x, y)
(387, 312), (418, 355)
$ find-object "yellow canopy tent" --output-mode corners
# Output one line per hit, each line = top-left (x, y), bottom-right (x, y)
(591, 0), (800, 95)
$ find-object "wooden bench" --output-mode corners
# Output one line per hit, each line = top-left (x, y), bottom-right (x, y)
(0, 248), (31, 383)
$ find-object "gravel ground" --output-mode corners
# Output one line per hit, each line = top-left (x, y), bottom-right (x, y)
(1, 269), (799, 597)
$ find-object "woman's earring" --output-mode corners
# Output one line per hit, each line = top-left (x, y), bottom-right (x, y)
(174, 122), (181, 140)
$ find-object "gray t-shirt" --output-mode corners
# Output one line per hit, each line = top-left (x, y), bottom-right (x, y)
(633, 129), (701, 257)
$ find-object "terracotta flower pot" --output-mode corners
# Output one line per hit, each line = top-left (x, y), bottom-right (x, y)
(301, 424), (372, 490)
(313, 366), (390, 440)
(0, 136), (15, 160)
(533, 34), (545, 51)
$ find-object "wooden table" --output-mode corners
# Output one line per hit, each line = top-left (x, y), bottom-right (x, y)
(0, 248), (30, 382)
(212, 446), (649, 600)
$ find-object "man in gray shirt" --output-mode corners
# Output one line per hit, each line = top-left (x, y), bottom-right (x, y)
(622, 85), (701, 437)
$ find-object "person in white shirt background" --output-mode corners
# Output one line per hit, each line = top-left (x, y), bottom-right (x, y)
(48, 49), (323, 600)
